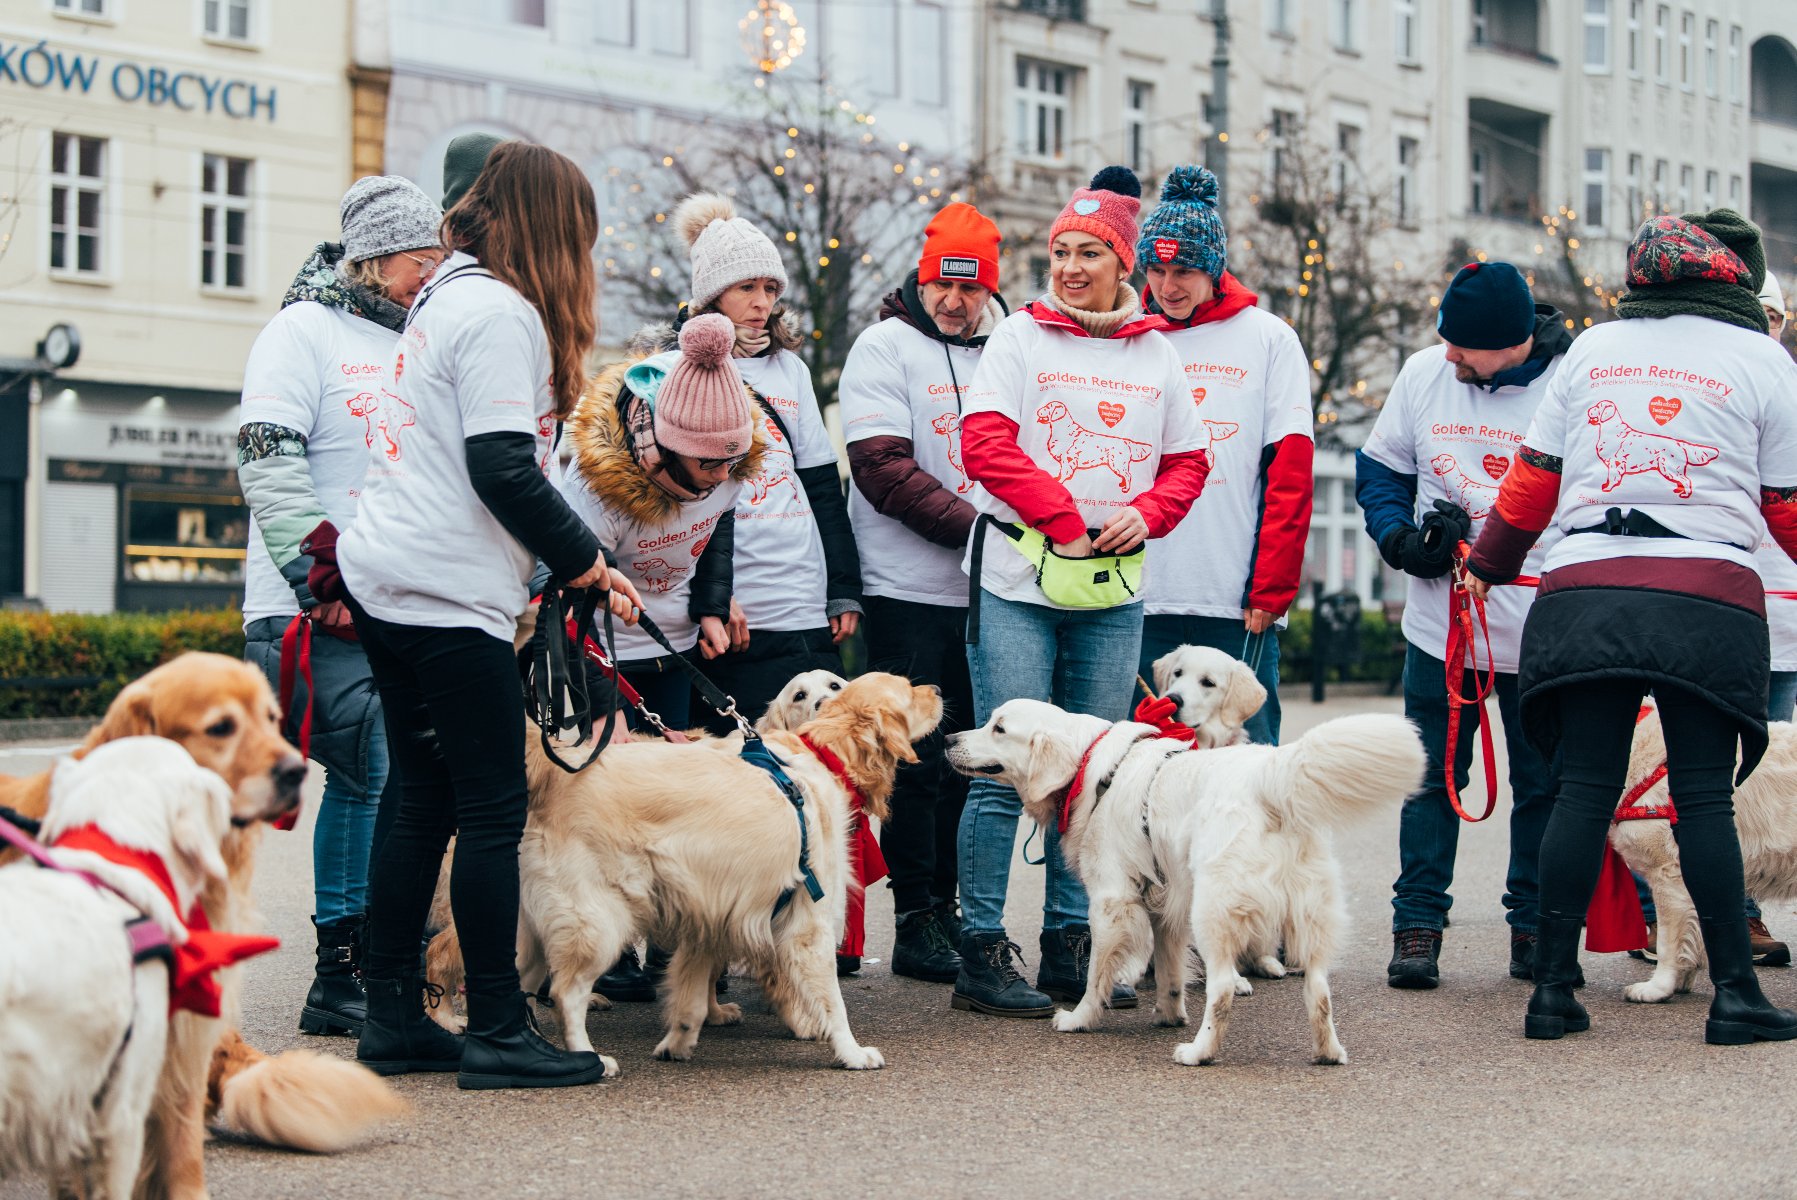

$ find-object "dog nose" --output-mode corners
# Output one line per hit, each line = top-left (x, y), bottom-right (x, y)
(274, 754), (308, 795)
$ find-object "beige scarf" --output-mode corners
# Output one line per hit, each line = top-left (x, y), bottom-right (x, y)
(1041, 282), (1142, 339)
(732, 322), (772, 358)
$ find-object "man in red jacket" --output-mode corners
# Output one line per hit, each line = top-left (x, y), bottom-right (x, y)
(1134, 166), (1315, 743)
(839, 203), (1009, 983)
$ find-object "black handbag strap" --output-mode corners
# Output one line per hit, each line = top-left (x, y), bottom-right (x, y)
(965, 514), (1025, 646)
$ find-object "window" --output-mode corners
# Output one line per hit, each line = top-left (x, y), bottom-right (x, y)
(594, 0), (634, 45)
(200, 153), (251, 291)
(1125, 81), (1153, 175)
(203, 0), (252, 40)
(441, 0), (544, 25)
(1333, 122), (1362, 201)
(1728, 25), (1742, 102)
(1266, 0), (1293, 36)
(1678, 164), (1693, 211)
(1472, 0), (1488, 46)
(1014, 60), (1071, 162)
(1729, 174), (1743, 208)
(1626, 152), (1643, 225)
(909, 3), (945, 105)
(49, 132), (105, 277)
(868, 0), (899, 95)
(1704, 169), (1718, 209)
(1396, 135), (1420, 226)
(649, 0), (689, 55)
(1653, 158), (1668, 210)
(1583, 149), (1609, 232)
(1470, 147), (1488, 215)
(52, 0), (109, 15)
(1626, 0), (1643, 75)
(1269, 108), (1300, 194)
(1654, 5), (1669, 81)
(1331, 0), (1359, 52)
(1678, 11), (1693, 89)
(1394, 0), (1418, 63)
(1703, 19), (1718, 95)
(1584, 0), (1610, 72)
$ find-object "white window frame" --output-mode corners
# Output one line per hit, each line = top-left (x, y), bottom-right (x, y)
(1469, 146), (1488, 215)
(1333, 120), (1363, 200)
(908, 2), (946, 106)
(1678, 163), (1694, 212)
(1266, 0), (1293, 37)
(1728, 25), (1742, 103)
(48, 131), (108, 281)
(867, 0), (900, 96)
(1395, 134), (1420, 227)
(201, 0), (253, 44)
(593, 0), (634, 46)
(199, 152), (253, 295)
(1654, 5), (1669, 82)
(1678, 10), (1693, 90)
(648, 0), (689, 56)
(1626, 0), (1643, 76)
(1584, 0), (1610, 73)
(1729, 173), (1743, 208)
(1125, 80), (1153, 175)
(1626, 152), (1643, 227)
(1653, 158), (1668, 211)
(51, 0), (113, 20)
(1471, 0), (1488, 47)
(1393, 0), (1418, 64)
(1013, 59), (1073, 164)
(1703, 18), (1718, 97)
(1268, 107), (1301, 195)
(1703, 169), (1718, 210)
(1583, 148), (1609, 233)
(1330, 0), (1359, 53)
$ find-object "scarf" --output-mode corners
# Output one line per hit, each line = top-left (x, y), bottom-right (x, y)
(281, 242), (411, 332)
(1616, 211), (1769, 333)
(1040, 282), (1142, 339)
(732, 322), (772, 359)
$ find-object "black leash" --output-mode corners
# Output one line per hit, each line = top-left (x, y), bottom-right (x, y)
(521, 582), (621, 773)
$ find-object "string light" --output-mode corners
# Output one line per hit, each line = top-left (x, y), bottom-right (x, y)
(739, 0), (806, 73)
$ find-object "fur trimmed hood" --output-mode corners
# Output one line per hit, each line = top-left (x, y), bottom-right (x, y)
(566, 352), (768, 527)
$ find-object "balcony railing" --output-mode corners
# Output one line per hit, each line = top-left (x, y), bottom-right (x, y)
(1015, 0), (1085, 22)
(1752, 107), (1797, 131)
(1468, 37), (1559, 66)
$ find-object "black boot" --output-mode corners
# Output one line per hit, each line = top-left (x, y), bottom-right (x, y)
(1511, 930), (1586, 987)
(1524, 914), (1590, 1040)
(458, 990), (608, 1090)
(1700, 916), (1797, 1045)
(299, 916), (367, 1036)
(950, 932), (1054, 1017)
(1388, 928), (1442, 989)
(892, 908), (962, 983)
(1035, 925), (1138, 1010)
(593, 947), (657, 1002)
(933, 898), (963, 946)
(356, 976), (465, 1075)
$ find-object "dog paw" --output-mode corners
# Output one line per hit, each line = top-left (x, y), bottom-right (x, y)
(1252, 956), (1287, 979)
(1052, 1009), (1093, 1033)
(1624, 981), (1675, 1004)
(837, 1045), (885, 1070)
(1152, 1011), (1188, 1028)
(1173, 1040), (1216, 1067)
(600, 1055), (621, 1078)
(587, 993), (612, 1011)
(1233, 978), (1254, 997)
(1314, 1044), (1347, 1066)
(706, 1002), (743, 1026)
(651, 1038), (694, 1062)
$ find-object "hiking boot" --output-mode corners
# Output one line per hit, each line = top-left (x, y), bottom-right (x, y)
(1388, 928), (1442, 989)
(594, 947), (657, 1002)
(1701, 916), (1797, 1045)
(1511, 930), (1586, 987)
(356, 976), (464, 1076)
(1036, 925), (1138, 1010)
(1525, 914), (1591, 1040)
(458, 990), (609, 1090)
(950, 932), (1054, 1018)
(1629, 922), (1660, 963)
(933, 898), (963, 946)
(299, 915), (366, 1037)
(892, 908), (962, 983)
(1748, 916), (1791, 968)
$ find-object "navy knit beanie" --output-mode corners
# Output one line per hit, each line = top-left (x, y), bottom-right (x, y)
(1437, 261), (1535, 350)
(1136, 165), (1227, 279)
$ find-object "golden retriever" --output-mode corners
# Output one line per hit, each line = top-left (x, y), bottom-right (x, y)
(1149, 645), (1268, 749)
(758, 669), (848, 734)
(515, 672), (939, 1071)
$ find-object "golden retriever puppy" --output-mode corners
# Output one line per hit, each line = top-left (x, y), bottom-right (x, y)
(1149, 645), (1268, 748)
(518, 673), (940, 1071)
(0, 740), (234, 1199)
(758, 669), (848, 734)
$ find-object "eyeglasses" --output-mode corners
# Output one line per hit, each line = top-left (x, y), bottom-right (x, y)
(697, 452), (750, 471)
(398, 250), (446, 278)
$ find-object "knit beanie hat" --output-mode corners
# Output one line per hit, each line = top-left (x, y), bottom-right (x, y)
(1616, 209), (1768, 333)
(1048, 166), (1143, 273)
(673, 192), (789, 313)
(1136, 165), (1227, 279)
(1436, 261), (1536, 350)
(1759, 269), (1786, 319)
(653, 314), (755, 460)
(340, 176), (443, 264)
(442, 132), (504, 210)
(918, 202), (1002, 292)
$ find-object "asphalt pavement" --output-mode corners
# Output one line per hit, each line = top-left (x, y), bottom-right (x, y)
(5, 693), (1796, 1198)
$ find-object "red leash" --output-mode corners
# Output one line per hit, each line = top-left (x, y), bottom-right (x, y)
(1442, 544), (1541, 823)
(560, 608), (690, 744)
(272, 613), (315, 831)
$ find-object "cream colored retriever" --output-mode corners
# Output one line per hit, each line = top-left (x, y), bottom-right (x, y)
(758, 669), (847, 734)
(520, 672), (940, 1071)
(947, 700), (1425, 1065)
(1149, 645), (1268, 748)
(0, 740), (234, 1198)
(1613, 709), (1797, 1004)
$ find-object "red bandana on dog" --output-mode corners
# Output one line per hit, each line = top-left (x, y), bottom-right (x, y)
(53, 826), (280, 1017)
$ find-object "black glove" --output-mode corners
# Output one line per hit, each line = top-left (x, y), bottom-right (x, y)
(1379, 524), (1454, 580)
(1419, 499), (1473, 560)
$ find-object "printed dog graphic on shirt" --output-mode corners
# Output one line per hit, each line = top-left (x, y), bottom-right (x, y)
(745, 417), (799, 506)
(347, 389), (417, 462)
(1036, 400), (1153, 493)
(1430, 453), (1501, 520)
(631, 557), (690, 594)
(1586, 399), (1719, 499)
(1203, 419), (1239, 450)
(931, 412), (973, 493)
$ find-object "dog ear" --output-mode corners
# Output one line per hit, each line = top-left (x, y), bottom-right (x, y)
(1218, 661), (1269, 730)
(87, 679), (157, 749)
(1149, 650), (1176, 697)
(1024, 728), (1079, 806)
(168, 774), (232, 889)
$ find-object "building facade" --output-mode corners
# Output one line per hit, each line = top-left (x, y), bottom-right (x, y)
(0, 0), (351, 612)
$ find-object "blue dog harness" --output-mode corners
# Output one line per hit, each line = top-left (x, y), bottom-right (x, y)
(739, 736), (824, 917)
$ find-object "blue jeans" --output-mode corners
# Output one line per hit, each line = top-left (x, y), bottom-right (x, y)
(1393, 643), (1556, 934)
(1140, 614), (1282, 744)
(959, 590), (1143, 935)
(314, 722), (389, 924)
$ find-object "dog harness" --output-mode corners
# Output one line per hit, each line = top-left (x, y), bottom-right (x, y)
(740, 738), (825, 918)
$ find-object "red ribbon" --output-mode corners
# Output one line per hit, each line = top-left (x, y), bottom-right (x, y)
(272, 613), (314, 831)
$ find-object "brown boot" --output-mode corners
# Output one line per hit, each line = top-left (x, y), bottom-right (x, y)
(1748, 916), (1791, 968)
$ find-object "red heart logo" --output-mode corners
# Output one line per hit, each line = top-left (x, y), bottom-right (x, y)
(1649, 395), (1681, 425)
(1482, 454), (1509, 481)
(1154, 238), (1180, 264)
(691, 536), (709, 558)
(1192, 386), (1207, 405)
(1097, 401), (1126, 428)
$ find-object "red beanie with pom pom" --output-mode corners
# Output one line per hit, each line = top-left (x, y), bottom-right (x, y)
(654, 314), (755, 460)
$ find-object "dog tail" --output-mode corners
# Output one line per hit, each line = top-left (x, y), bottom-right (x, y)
(212, 1044), (409, 1153)
(1271, 714), (1427, 830)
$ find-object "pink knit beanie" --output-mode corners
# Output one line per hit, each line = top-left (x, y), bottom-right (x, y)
(654, 314), (755, 460)
(1048, 165), (1144, 273)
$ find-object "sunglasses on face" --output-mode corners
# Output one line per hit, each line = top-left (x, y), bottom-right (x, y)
(697, 452), (750, 471)
(398, 250), (446, 278)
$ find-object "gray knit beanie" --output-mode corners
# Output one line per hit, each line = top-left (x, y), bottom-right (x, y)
(340, 175), (443, 264)
(672, 192), (788, 312)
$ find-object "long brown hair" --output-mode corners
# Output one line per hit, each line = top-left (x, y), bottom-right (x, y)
(442, 142), (597, 418)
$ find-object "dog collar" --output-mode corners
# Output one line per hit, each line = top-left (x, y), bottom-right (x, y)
(1056, 727), (1160, 835)
(799, 734), (871, 814)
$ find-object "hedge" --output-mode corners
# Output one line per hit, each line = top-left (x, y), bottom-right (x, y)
(0, 609), (246, 720)
(1276, 608), (1406, 686)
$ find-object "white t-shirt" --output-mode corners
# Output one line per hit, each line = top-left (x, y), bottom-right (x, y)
(1143, 305), (1314, 619)
(959, 310), (1210, 609)
(558, 471), (739, 662)
(1522, 316), (1797, 576)
(240, 303), (398, 625)
(732, 351), (836, 631)
(338, 253), (560, 642)
(1362, 344), (1563, 673)
(840, 316), (981, 607)
(1755, 536), (1797, 671)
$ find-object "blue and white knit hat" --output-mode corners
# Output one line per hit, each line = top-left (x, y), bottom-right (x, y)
(1135, 165), (1227, 279)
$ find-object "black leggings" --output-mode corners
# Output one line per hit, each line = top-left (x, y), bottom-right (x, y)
(1539, 678), (1745, 924)
(349, 601), (529, 1003)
